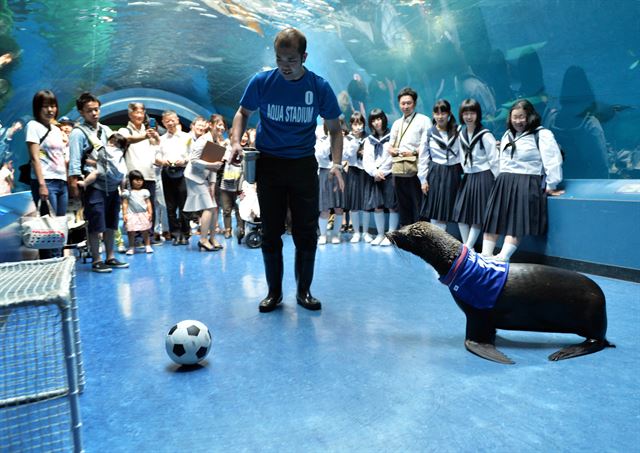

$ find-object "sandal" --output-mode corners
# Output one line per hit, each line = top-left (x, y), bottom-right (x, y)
(197, 240), (215, 252)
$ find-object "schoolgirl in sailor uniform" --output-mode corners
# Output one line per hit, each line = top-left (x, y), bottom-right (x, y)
(452, 98), (499, 249)
(343, 112), (371, 243)
(418, 99), (463, 230)
(481, 99), (563, 261)
(316, 122), (344, 244)
(362, 108), (398, 246)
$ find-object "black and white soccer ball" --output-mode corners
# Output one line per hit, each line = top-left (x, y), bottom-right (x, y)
(165, 320), (212, 365)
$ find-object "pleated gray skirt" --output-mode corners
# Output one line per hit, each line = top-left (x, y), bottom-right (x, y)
(318, 167), (344, 211)
(453, 169), (495, 225)
(482, 172), (547, 236)
(421, 162), (463, 222)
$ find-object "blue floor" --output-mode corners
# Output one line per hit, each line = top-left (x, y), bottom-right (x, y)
(75, 232), (640, 452)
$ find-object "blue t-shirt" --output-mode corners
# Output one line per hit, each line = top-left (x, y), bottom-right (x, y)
(439, 246), (509, 309)
(239, 68), (341, 158)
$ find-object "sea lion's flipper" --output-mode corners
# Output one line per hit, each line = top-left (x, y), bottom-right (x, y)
(465, 340), (515, 364)
(548, 339), (615, 361)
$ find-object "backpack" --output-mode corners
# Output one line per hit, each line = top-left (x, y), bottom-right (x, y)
(75, 124), (126, 186)
(533, 127), (565, 162)
(221, 161), (243, 192)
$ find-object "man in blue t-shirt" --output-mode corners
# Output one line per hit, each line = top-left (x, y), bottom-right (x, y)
(231, 27), (344, 314)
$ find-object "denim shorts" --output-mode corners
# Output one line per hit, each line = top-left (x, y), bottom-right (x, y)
(83, 186), (121, 233)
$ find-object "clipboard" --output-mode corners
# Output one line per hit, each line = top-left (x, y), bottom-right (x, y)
(201, 141), (227, 163)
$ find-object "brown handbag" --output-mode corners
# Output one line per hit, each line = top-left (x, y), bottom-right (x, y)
(391, 155), (418, 177)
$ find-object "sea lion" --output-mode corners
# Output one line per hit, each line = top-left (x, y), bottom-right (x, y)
(387, 222), (615, 364)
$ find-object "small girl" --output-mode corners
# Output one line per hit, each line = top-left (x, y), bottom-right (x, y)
(452, 98), (499, 249)
(343, 112), (371, 243)
(418, 99), (463, 231)
(79, 132), (128, 187)
(315, 121), (344, 245)
(362, 108), (398, 246)
(481, 99), (564, 261)
(122, 170), (153, 255)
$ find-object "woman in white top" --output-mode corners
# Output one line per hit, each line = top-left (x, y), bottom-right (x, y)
(183, 129), (225, 251)
(481, 99), (564, 261)
(452, 98), (499, 249)
(25, 90), (67, 258)
(362, 108), (397, 246)
(343, 112), (370, 243)
(418, 99), (463, 231)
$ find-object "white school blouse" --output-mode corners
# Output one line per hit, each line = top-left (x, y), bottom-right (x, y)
(343, 134), (365, 170)
(314, 134), (332, 169)
(498, 128), (563, 190)
(362, 133), (392, 177)
(458, 128), (499, 177)
(418, 129), (461, 184)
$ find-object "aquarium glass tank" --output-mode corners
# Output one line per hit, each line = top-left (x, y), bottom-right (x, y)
(0, 0), (638, 179)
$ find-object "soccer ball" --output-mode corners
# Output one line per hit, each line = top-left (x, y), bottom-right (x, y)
(165, 320), (212, 365)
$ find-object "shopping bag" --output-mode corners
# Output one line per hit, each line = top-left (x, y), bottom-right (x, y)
(21, 200), (68, 249)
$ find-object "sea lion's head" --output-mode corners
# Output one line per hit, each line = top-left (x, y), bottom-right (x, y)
(386, 222), (462, 277)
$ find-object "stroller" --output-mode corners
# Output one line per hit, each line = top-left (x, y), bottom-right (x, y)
(65, 218), (90, 262)
(238, 181), (262, 249)
(243, 217), (263, 249)
(64, 198), (90, 262)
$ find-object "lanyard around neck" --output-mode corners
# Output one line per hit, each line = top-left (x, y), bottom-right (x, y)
(395, 112), (416, 147)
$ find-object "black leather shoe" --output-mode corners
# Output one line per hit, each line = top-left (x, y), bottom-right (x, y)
(296, 293), (322, 311)
(259, 294), (283, 313)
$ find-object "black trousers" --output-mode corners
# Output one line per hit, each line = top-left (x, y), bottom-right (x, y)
(256, 154), (319, 254)
(393, 175), (422, 227)
(161, 172), (189, 237)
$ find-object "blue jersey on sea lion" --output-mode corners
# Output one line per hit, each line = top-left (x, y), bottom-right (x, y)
(439, 246), (509, 309)
(239, 68), (341, 159)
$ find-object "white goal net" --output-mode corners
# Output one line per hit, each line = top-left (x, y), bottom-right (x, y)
(0, 257), (84, 452)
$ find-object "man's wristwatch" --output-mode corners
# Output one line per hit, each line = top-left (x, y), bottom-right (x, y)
(332, 163), (344, 172)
